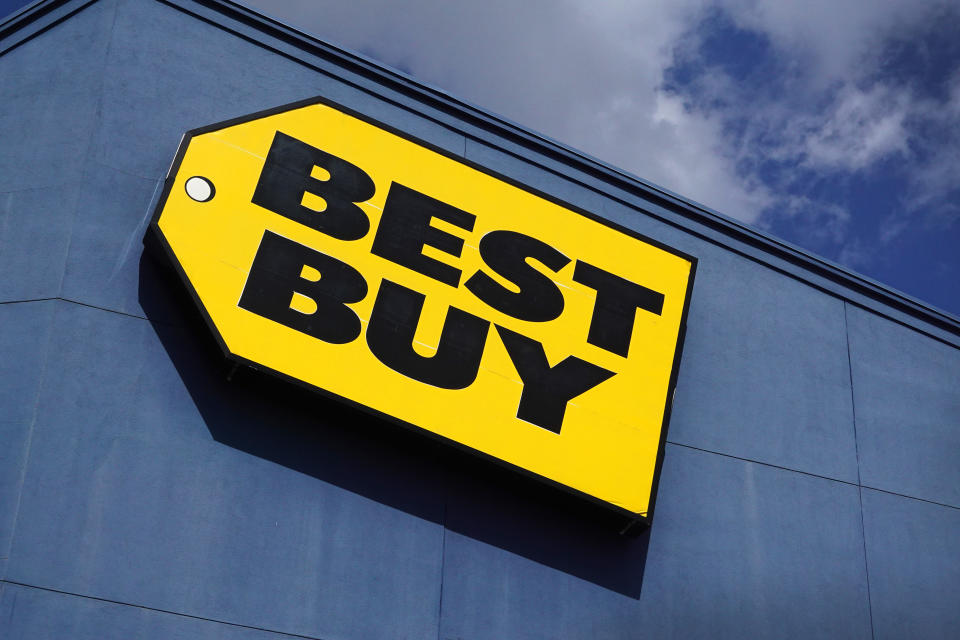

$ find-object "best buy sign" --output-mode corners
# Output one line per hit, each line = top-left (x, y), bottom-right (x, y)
(149, 97), (696, 522)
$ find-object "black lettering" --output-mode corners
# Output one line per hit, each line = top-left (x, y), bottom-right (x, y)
(367, 279), (490, 389)
(238, 230), (367, 344)
(371, 182), (475, 287)
(572, 261), (664, 357)
(495, 325), (615, 433)
(464, 230), (570, 322)
(252, 131), (375, 241)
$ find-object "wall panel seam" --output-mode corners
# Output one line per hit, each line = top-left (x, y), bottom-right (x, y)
(436, 492), (448, 640)
(843, 301), (876, 640)
(0, 297), (59, 306)
(667, 441), (859, 487)
(668, 440), (960, 511)
(53, 0), (119, 302)
(0, 579), (332, 639)
(0, 300), (57, 581)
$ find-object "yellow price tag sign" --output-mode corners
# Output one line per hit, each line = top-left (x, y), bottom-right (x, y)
(150, 98), (696, 521)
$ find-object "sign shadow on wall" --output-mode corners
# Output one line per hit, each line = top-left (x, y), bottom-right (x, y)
(139, 249), (652, 599)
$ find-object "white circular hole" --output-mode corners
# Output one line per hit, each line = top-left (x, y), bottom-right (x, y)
(185, 176), (215, 202)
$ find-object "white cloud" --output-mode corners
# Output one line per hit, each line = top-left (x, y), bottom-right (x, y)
(896, 72), (960, 221)
(668, 0), (960, 251)
(241, 0), (772, 222)
(717, 0), (950, 84)
(802, 85), (910, 171)
(646, 92), (774, 218)
(777, 195), (851, 245)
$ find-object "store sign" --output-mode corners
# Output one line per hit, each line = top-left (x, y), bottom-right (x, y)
(150, 98), (696, 521)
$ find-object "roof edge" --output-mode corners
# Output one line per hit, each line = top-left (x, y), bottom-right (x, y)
(3, 0), (959, 345)
(0, 0), (57, 35)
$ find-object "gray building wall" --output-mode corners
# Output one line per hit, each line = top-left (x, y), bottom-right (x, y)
(1, 1), (958, 638)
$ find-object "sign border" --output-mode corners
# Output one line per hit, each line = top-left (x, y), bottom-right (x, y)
(145, 95), (698, 530)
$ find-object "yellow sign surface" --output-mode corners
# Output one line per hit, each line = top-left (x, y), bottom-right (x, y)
(150, 98), (696, 520)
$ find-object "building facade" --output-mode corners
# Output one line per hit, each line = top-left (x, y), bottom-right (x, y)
(1, 1), (959, 638)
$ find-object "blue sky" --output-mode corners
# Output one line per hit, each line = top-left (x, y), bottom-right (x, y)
(5, 0), (957, 316)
